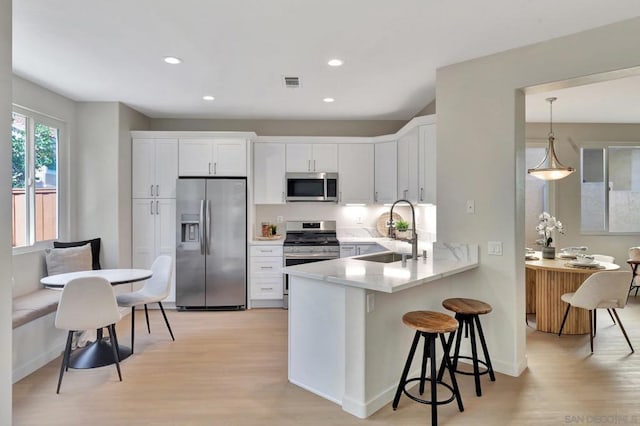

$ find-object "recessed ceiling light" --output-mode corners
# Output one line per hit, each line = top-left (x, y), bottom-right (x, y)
(328, 59), (343, 67)
(323, 97), (335, 103)
(202, 95), (215, 101)
(163, 56), (182, 65)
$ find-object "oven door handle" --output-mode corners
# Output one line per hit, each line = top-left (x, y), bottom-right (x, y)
(284, 253), (338, 260)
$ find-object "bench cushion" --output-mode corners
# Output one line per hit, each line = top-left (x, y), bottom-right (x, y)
(12, 289), (61, 329)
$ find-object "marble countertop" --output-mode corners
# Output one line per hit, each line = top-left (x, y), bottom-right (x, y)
(283, 242), (478, 293)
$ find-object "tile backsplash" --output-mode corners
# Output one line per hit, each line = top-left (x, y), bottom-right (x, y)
(254, 203), (436, 242)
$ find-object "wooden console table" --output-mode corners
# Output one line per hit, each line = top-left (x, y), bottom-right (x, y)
(525, 253), (619, 334)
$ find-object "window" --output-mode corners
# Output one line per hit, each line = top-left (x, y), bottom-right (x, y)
(581, 145), (640, 233)
(11, 109), (61, 247)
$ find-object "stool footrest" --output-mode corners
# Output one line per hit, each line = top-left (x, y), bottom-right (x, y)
(401, 377), (457, 407)
(451, 355), (493, 377)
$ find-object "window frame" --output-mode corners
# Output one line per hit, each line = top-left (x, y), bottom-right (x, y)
(580, 140), (640, 236)
(12, 105), (68, 254)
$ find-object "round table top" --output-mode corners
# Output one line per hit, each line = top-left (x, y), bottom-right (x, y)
(40, 269), (152, 288)
(525, 252), (619, 274)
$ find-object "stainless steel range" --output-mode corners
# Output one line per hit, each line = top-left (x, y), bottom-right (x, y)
(283, 220), (340, 309)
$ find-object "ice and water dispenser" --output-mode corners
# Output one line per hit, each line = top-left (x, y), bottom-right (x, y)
(180, 214), (200, 249)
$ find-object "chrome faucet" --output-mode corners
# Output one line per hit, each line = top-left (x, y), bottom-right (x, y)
(388, 199), (418, 261)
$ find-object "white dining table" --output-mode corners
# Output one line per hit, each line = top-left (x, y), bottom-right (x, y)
(40, 268), (152, 289)
(40, 268), (152, 368)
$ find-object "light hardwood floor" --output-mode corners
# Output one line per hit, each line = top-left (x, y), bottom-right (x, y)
(13, 298), (640, 425)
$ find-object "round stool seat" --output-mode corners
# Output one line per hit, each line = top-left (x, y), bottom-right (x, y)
(402, 311), (458, 334)
(442, 298), (492, 315)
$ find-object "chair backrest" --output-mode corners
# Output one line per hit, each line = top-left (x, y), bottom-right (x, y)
(570, 271), (632, 310)
(55, 276), (122, 331)
(592, 254), (615, 264)
(144, 255), (173, 300)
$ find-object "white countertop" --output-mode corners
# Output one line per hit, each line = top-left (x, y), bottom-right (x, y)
(283, 242), (478, 293)
(250, 238), (285, 245)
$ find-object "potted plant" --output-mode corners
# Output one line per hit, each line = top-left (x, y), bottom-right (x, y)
(536, 212), (564, 259)
(395, 219), (410, 239)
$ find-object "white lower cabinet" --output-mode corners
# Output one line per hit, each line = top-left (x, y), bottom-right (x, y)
(250, 245), (283, 302)
(340, 243), (386, 258)
(132, 198), (176, 301)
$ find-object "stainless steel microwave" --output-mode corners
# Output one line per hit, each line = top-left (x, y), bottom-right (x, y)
(285, 172), (338, 202)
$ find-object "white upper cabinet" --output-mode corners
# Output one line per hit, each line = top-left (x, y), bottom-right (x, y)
(374, 140), (397, 204)
(179, 138), (247, 176)
(397, 127), (420, 202)
(132, 138), (178, 199)
(254, 143), (286, 204)
(286, 143), (338, 172)
(338, 144), (374, 204)
(418, 124), (436, 205)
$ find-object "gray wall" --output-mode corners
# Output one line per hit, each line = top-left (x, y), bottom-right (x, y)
(413, 99), (436, 117)
(0, 0), (11, 420)
(527, 121), (640, 264)
(150, 118), (405, 137)
(435, 17), (640, 376)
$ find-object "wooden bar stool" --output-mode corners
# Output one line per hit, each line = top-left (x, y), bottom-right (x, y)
(438, 298), (495, 397)
(393, 311), (464, 425)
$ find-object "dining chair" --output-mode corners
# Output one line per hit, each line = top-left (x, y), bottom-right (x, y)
(116, 255), (175, 353)
(55, 276), (123, 393)
(558, 271), (634, 353)
(591, 254), (615, 264)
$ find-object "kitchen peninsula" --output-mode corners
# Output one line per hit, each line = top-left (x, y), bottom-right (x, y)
(283, 242), (478, 418)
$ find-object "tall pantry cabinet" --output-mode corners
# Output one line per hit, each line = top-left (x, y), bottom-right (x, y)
(131, 138), (178, 301)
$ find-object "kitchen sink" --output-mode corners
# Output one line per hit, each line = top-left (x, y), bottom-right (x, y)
(355, 252), (412, 263)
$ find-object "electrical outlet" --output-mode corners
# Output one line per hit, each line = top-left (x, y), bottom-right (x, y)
(276, 216), (283, 223)
(466, 200), (475, 214)
(488, 241), (503, 256)
(356, 216), (363, 224)
(366, 293), (375, 313)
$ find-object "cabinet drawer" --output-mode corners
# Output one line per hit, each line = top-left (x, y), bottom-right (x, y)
(250, 257), (282, 274)
(250, 277), (283, 300)
(250, 245), (284, 257)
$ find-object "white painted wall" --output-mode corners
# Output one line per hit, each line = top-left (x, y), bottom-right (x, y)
(435, 17), (640, 375)
(0, 0), (12, 420)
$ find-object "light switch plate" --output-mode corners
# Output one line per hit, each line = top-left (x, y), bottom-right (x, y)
(466, 200), (475, 214)
(488, 241), (503, 256)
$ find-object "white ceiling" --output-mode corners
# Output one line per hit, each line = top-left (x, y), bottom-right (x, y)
(12, 1), (640, 121)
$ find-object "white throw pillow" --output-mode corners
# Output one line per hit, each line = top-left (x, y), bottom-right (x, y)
(45, 244), (93, 276)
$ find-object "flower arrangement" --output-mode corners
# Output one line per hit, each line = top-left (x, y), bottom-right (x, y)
(536, 212), (564, 247)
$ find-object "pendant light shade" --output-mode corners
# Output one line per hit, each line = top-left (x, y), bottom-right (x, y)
(527, 97), (575, 181)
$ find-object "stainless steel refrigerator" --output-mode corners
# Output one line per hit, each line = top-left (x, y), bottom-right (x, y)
(176, 178), (246, 309)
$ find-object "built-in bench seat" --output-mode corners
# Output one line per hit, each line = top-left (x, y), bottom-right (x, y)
(12, 289), (61, 329)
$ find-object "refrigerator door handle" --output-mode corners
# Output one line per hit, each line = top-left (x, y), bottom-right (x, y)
(206, 199), (212, 255)
(199, 200), (206, 255)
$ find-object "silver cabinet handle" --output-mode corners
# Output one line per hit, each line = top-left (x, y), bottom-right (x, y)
(308, 160), (311, 171)
(282, 191), (285, 202)
(260, 266), (274, 269)
(150, 201), (153, 215)
(155, 200), (159, 215)
(313, 159), (316, 171)
(214, 162), (217, 175)
(404, 189), (408, 198)
(150, 185), (154, 197)
(262, 287), (273, 291)
(259, 249), (272, 253)
(208, 162), (212, 175)
(156, 185), (159, 197)
(374, 191), (378, 202)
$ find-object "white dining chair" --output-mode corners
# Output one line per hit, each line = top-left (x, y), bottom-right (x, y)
(591, 254), (615, 264)
(558, 271), (634, 353)
(116, 256), (175, 353)
(55, 276), (123, 393)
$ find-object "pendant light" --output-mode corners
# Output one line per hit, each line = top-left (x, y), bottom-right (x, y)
(527, 97), (575, 180)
